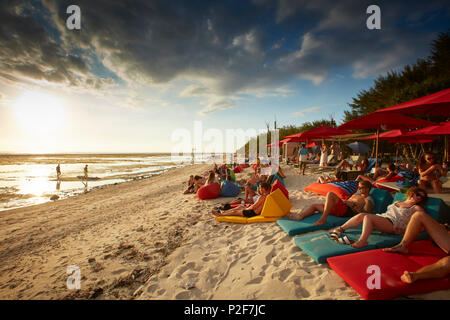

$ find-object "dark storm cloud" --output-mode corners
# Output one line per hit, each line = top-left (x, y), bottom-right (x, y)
(0, 0), (114, 90)
(1, 0), (449, 107)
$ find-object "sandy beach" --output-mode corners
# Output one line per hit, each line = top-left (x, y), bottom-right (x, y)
(0, 163), (449, 300)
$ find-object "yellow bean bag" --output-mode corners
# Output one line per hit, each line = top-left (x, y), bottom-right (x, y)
(215, 189), (292, 223)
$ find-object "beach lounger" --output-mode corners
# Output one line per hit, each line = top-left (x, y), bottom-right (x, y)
(293, 193), (444, 264)
(215, 188), (292, 224)
(327, 239), (450, 300)
(277, 188), (393, 236)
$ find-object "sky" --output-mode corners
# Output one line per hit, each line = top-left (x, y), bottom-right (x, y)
(0, 0), (449, 154)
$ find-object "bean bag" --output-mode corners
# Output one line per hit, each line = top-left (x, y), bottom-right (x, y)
(294, 228), (429, 264)
(277, 167), (286, 178)
(327, 240), (450, 300)
(240, 164), (249, 168)
(220, 180), (241, 197)
(233, 166), (243, 173)
(271, 173), (285, 187)
(373, 175), (405, 191)
(215, 188), (292, 224)
(260, 188), (292, 218)
(277, 188), (392, 236)
(197, 182), (221, 200)
(271, 180), (289, 200)
(304, 181), (359, 200)
(215, 215), (279, 224)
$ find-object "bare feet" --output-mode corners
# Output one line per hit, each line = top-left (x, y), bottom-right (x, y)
(288, 213), (305, 221)
(313, 218), (327, 226)
(383, 243), (409, 254)
(400, 271), (415, 284)
(351, 240), (368, 248)
(211, 209), (221, 217)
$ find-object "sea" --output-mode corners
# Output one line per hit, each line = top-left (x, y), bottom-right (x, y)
(0, 153), (215, 212)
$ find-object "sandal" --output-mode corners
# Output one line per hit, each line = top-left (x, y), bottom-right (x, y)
(335, 235), (355, 245)
(328, 227), (344, 240)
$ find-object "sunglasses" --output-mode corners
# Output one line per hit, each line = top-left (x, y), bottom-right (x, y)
(416, 193), (426, 198)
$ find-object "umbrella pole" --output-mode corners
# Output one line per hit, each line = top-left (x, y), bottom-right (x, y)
(395, 143), (399, 165)
(375, 129), (380, 169)
(445, 135), (448, 162)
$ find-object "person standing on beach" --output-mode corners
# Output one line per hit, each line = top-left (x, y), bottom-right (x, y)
(84, 165), (88, 179)
(320, 143), (328, 167)
(56, 164), (61, 181)
(298, 143), (309, 175)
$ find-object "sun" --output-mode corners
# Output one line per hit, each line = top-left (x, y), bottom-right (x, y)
(13, 90), (65, 133)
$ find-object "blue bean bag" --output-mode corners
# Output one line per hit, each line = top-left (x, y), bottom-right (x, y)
(277, 188), (392, 236)
(220, 180), (241, 197)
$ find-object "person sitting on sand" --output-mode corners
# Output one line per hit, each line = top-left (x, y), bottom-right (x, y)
(384, 210), (450, 284)
(244, 169), (262, 203)
(329, 187), (427, 248)
(212, 182), (271, 217)
(356, 163), (397, 183)
(287, 180), (374, 226)
(183, 175), (195, 194)
(418, 153), (446, 193)
(205, 171), (216, 185)
(193, 175), (205, 193)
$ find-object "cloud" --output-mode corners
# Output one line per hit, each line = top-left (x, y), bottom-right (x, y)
(198, 98), (236, 115)
(0, 0), (448, 114)
(292, 106), (324, 117)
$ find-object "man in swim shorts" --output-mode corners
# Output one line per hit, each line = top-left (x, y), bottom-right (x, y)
(298, 143), (309, 175)
(288, 180), (374, 226)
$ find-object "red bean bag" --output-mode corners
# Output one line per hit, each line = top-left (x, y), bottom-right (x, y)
(327, 240), (450, 300)
(233, 166), (243, 173)
(271, 179), (289, 199)
(197, 182), (221, 200)
(240, 164), (249, 168)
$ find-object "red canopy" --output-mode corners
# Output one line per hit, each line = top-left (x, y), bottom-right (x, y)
(285, 126), (351, 142)
(373, 88), (450, 117)
(338, 112), (436, 131)
(402, 121), (450, 137)
(363, 129), (405, 140)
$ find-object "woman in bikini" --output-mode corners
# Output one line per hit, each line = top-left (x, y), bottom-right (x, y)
(330, 187), (428, 248)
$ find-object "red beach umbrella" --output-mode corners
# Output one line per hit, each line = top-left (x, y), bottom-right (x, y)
(339, 113), (436, 168)
(373, 88), (450, 117)
(285, 126), (351, 142)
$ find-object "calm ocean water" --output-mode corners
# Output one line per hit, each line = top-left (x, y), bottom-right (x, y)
(0, 153), (210, 212)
